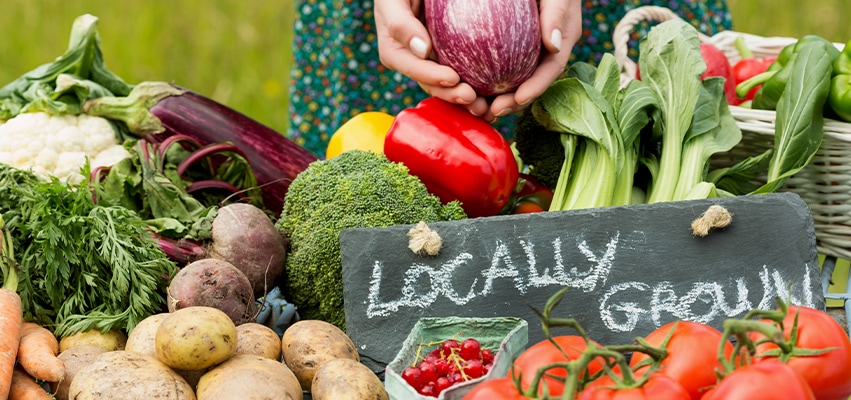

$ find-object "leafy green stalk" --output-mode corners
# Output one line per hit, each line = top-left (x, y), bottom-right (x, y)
(639, 20), (706, 203)
(754, 40), (834, 193)
(533, 77), (621, 211)
(613, 80), (658, 205)
(673, 77), (742, 200)
(0, 14), (132, 121)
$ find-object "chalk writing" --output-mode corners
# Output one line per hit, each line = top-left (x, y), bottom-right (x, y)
(365, 230), (815, 332)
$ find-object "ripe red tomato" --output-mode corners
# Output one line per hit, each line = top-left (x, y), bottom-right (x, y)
(462, 377), (527, 400)
(628, 321), (735, 399)
(577, 373), (690, 400)
(700, 360), (815, 400)
(508, 335), (604, 397)
(747, 306), (851, 400)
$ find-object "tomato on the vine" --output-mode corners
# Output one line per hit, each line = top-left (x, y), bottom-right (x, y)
(700, 360), (815, 400)
(508, 335), (604, 397)
(747, 305), (851, 400)
(628, 321), (736, 400)
(462, 377), (527, 400)
(577, 373), (690, 400)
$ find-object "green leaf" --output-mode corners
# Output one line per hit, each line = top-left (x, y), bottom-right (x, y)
(755, 40), (834, 193)
(638, 19), (706, 203)
(674, 77), (742, 200)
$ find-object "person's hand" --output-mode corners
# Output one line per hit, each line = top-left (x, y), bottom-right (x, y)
(375, 0), (582, 120)
(486, 0), (582, 121)
(375, 0), (485, 115)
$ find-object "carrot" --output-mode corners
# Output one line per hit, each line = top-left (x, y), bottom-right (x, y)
(0, 216), (24, 400)
(8, 365), (52, 400)
(17, 322), (65, 383)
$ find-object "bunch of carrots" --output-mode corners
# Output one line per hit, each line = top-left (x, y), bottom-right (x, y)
(1, 217), (65, 400)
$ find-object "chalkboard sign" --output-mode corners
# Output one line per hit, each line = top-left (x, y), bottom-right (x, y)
(340, 192), (823, 372)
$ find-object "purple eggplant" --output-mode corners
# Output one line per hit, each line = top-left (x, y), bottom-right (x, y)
(425, 0), (542, 97)
(84, 81), (318, 214)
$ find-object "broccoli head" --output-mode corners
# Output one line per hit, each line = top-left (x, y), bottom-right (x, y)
(512, 107), (565, 189)
(275, 150), (467, 330)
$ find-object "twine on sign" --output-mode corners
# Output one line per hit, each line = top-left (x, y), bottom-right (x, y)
(407, 221), (443, 256)
(691, 205), (733, 237)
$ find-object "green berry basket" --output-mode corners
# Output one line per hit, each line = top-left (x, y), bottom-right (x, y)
(384, 316), (529, 400)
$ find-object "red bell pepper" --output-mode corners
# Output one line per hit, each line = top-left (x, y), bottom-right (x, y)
(384, 97), (519, 218)
(731, 36), (776, 102)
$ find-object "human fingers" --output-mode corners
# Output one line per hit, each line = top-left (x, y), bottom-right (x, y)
(375, 0), (460, 87)
(418, 82), (479, 107)
(508, 0), (583, 108)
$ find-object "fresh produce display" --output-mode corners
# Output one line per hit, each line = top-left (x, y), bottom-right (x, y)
(385, 96), (519, 218)
(275, 150), (466, 328)
(0, 5), (849, 400)
(400, 337), (496, 397)
(424, 0), (541, 96)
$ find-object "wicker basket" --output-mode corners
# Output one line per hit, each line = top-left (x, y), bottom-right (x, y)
(613, 6), (851, 260)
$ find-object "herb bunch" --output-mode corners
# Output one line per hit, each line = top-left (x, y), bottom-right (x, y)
(0, 163), (176, 337)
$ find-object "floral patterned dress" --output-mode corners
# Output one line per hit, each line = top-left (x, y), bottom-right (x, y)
(287, 0), (733, 157)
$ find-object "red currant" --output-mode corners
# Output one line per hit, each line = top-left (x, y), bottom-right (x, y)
(481, 348), (495, 364)
(402, 366), (423, 390)
(459, 338), (482, 361)
(419, 384), (437, 397)
(434, 376), (452, 394)
(418, 360), (439, 384)
(440, 339), (461, 358)
(463, 358), (485, 379)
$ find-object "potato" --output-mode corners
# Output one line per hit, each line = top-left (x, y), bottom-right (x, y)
(235, 322), (282, 360)
(50, 345), (107, 400)
(69, 350), (195, 400)
(196, 354), (302, 400)
(156, 306), (237, 371)
(311, 358), (388, 400)
(58, 329), (127, 352)
(280, 319), (359, 391)
(125, 312), (170, 358)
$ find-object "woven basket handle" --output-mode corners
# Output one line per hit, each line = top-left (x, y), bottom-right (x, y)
(613, 6), (711, 83)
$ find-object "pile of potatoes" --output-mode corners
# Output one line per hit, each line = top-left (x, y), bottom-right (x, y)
(53, 307), (388, 400)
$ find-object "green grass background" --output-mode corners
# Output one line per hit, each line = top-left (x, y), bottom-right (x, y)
(1, 0), (850, 303)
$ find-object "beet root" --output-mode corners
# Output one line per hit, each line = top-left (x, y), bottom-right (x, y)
(208, 203), (288, 298)
(167, 258), (256, 325)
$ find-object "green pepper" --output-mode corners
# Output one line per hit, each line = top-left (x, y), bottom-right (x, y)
(828, 39), (851, 122)
(736, 35), (839, 110)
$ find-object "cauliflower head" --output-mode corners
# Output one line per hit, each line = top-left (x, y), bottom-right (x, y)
(0, 112), (129, 184)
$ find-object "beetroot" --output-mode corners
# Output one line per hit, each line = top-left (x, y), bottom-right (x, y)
(425, 0), (542, 96)
(208, 203), (288, 298)
(167, 258), (256, 325)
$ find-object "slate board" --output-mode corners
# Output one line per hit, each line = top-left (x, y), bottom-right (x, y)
(340, 192), (823, 372)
